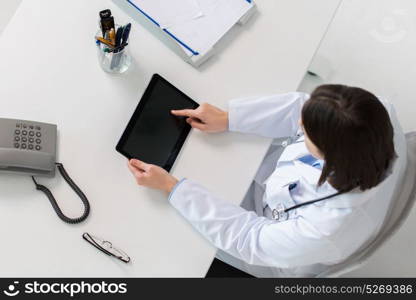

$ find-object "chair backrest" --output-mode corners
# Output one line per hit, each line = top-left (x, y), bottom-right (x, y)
(316, 132), (416, 277)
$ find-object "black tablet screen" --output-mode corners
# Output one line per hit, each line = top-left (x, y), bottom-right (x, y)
(116, 74), (199, 171)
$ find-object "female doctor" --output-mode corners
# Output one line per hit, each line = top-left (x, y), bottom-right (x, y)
(127, 84), (407, 277)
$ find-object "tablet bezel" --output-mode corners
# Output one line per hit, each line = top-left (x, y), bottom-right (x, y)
(116, 74), (199, 172)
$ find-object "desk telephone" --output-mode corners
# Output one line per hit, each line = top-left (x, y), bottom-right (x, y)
(0, 118), (90, 224)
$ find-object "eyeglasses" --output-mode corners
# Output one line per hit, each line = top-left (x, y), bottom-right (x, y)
(82, 232), (131, 263)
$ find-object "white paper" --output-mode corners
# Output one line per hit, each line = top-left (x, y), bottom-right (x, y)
(130, 0), (253, 56)
(132, 0), (203, 29)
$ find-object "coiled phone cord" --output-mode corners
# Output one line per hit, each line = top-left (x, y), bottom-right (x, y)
(31, 163), (90, 224)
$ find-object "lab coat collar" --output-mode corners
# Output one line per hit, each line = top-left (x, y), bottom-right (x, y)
(278, 141), (309, 162)
(276, 141), (323, 186)
(293, 160), (322, 185)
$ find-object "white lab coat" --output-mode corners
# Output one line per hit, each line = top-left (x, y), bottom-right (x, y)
(168, 92), (407, 277)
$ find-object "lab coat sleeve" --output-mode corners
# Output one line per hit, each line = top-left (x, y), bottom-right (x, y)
(228, 92), (310, 138)
(169, 179), (340, 268)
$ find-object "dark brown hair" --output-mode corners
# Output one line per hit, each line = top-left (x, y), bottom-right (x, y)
(302, 84), (395, 191)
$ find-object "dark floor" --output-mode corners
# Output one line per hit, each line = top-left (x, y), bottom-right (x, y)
(205, 258), (255, 278)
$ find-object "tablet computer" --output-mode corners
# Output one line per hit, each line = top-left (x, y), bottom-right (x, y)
(116, 74), (199, 171)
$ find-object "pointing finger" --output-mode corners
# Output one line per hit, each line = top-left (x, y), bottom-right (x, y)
(171, 109), (198, 118)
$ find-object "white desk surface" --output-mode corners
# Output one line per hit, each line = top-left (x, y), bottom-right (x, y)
(0, 0), (339, 277)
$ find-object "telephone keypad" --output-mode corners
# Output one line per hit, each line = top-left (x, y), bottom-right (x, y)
(14, 122), (43, 151)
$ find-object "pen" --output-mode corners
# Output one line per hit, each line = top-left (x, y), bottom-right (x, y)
(96, 40), (109, 52)
(95, 36), (115, 47)
(114, 26), (124, 49)
(110, 26), (125, 70)
(109, 28), (116, 45)
(108, 42), (128, 53)
(121, 23), (131, 47)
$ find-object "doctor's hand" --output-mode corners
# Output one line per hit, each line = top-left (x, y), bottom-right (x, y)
(171, 103), (228, 133)
(127, 159), (178, 193)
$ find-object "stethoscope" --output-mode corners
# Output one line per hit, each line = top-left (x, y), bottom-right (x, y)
(271, 190), (344, 221)
(270, 134), (346, 221)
